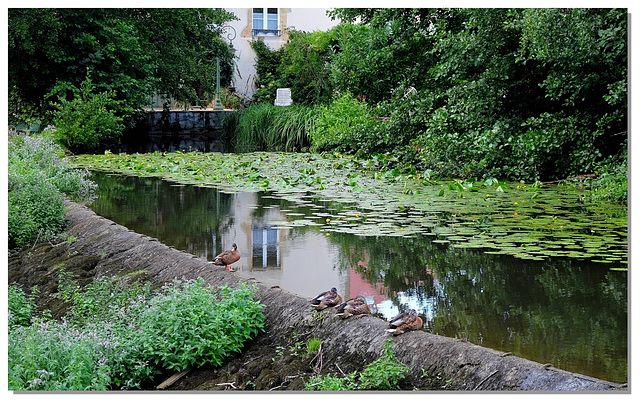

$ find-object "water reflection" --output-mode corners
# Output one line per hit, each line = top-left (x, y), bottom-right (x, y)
(88, 171), (627, 383)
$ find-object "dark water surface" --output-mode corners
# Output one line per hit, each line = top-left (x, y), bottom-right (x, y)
(88, 171), (628, 383)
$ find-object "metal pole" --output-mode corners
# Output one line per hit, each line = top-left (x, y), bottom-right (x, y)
(214, 57), (223, 111)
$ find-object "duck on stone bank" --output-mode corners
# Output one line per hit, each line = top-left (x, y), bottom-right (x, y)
(335, 295), (371, 318)
(211, 243), (240, 272)
(310, 287), (343, 311)
(386, 309), (423, 335)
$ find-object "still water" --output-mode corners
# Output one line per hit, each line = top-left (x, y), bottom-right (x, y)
(88, 171), (628, 383)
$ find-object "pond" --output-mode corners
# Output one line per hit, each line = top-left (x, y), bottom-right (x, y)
(87, 170), (628, 384)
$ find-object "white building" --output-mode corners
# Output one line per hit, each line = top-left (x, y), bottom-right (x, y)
(224, 8), (340, 99)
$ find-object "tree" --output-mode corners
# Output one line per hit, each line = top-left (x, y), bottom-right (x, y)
(8, 8), (238, 129)
(513, 8), (627, 159)
(129, 8), (238, 107)
(8, 9), (156, 128)
(324, 8), (627, 181)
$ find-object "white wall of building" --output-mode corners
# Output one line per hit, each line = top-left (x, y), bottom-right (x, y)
(224, 8), (340, 99)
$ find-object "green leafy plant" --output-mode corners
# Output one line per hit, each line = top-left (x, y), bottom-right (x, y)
(9, 274), (265, 390)
(8, 134), (96, 249)
(305, 372), (359, 391)
(304, 339), (409, 390)
(588, 152), (628, 205)
(8, 284), (39, 330)
(306, 338), (322, 356)
(357, 339), (409, 390)
(8, 179), (65, 249)
(48, 70), (124, 152)
(310, 91), (381, 155)
(134, 279), (265, 371)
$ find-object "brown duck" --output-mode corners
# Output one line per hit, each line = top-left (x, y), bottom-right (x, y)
(212, 243), (240, 272)
(310, 287), (343, 311)
(335, 295), (371, 319)
(386, 309), (423, 335)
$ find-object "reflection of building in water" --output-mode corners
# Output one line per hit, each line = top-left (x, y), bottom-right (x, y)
(347, 267), (388, 311)
(251, 226), (280, 268)
(348, 252), (443, 322)
(215, 191), (345, 299)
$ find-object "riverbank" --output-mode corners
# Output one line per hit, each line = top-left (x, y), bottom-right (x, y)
(7, 200), (628, 391)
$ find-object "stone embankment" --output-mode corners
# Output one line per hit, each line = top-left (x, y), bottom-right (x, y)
(7, 200), (628, 392)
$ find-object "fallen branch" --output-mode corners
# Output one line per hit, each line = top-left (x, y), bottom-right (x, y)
(157, 367), (192, 390)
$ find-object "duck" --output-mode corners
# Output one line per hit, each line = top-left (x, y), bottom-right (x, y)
(386, 309), (423, 335)
(335, 295), (371, 319)
(211, 243), (240, 272)
(310, 287), (343, 311)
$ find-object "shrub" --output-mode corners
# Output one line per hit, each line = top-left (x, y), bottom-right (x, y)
(8, 275), (265, 390)
(135, 279), (265, 371)
(310, 92), (382, 155)
(7, 134), (97, 249)
(8, 284), (39, 330)
(8, 319), (115, 391)
(589, 152), (628, 205)
(357, 339), (409, 389)
(8, 180), (65, 249)
(48, 70), (124, 152)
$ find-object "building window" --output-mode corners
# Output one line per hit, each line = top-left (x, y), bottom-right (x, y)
(252, 8), (280, 36)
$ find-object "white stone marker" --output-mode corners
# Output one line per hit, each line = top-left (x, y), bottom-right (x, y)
(274, 88), (292, 106)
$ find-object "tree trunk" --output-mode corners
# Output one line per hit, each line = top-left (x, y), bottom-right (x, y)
(10, 200), (627, 391)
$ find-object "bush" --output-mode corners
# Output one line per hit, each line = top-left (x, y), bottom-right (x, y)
(589, 152), (628, 205)
(8, 275), (266, 390)
(8, 319), (117, 391)
(357, 339), (409, 389)
(7, 134), (97, 249)
(135, 279), (265, 371)
(310, 92), (382, 155)
(8, 284), (39, 330)
(8, 180), (65, 249)
(48, 70), (124, 152)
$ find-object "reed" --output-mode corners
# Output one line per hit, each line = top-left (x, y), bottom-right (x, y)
(223, 103), (317, 152)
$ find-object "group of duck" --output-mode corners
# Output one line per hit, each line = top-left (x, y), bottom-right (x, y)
(211, 244), (423, 335)
(310, 287), (424, 336)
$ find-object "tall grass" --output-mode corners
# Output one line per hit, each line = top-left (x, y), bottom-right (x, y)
(222, 103), (317, 152)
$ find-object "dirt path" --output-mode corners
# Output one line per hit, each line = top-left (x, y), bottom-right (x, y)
(7, 200), (628, 391)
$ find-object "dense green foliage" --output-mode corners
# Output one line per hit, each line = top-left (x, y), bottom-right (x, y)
(8, 8), (236, 150)
(8, 274), (265, 390)
(7, 134), (97, 249)
(136, 279), (265, 371)
(310, 92), (389, 155)
(49, 71), (124, 152)
(305, 339), (409, 390)
(248, 8), (627, 185)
